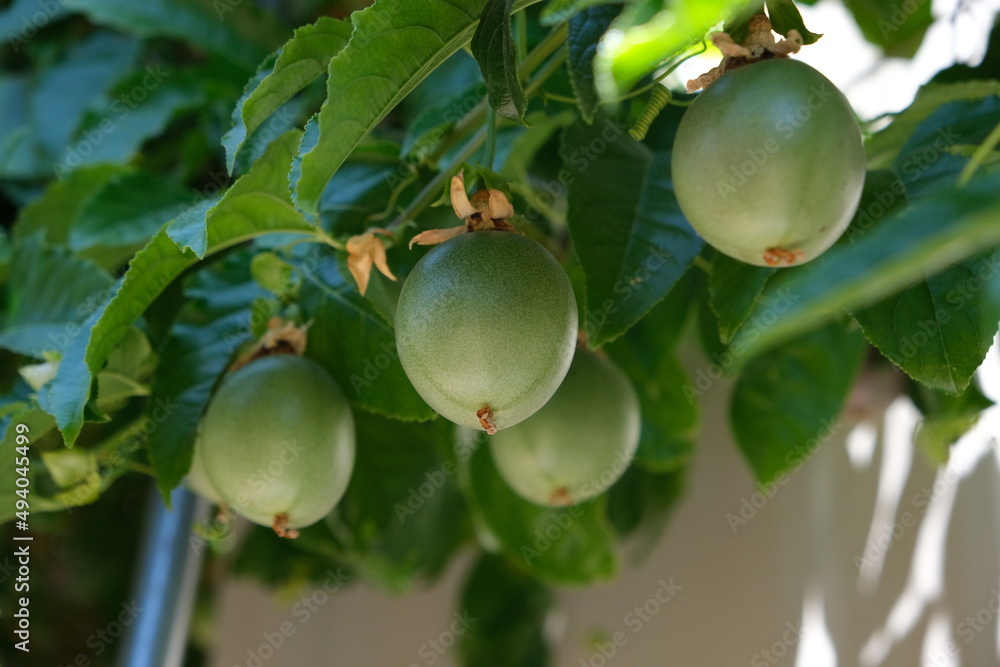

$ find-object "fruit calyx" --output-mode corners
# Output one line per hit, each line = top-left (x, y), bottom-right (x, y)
(410, 172), (519, 248)
(272, 512), (300, 540)
(230, 317), (309, 372)
(477, 405), (498, 434)
(687, 14), (803, 92)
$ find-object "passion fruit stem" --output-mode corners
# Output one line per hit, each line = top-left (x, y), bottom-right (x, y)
(477, 406), (498, 435)
(272, 513), (300, 539)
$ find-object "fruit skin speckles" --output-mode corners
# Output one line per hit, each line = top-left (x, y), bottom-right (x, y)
(489, 350), (640, 507)
(198, 355), (356, 536)
(395, 230), (578, 432)
(672, 59), (866, 267)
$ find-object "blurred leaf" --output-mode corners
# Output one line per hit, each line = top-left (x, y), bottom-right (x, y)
(233, 525), (351, 589)
(842, 0), (932, 58)
(250, 251), (298, 297)
(567, 5), (622, 124)
(731, 322), (865, 484)
(765, 0), (821, 44)
(562, 111), (702, 346)
(472, 0), (528, 123)
(911, 382), (995, 464)
(0, 235), (113, 358)
(729, 171), (1000, 361)
(223, 16), (352, 173)
(146, 255), (268, 499)
(44, 131), (316, 447)
(867, 81), (1000, 170)
(0, 0), (70, 39)
(852, 251), (1000, 395)
(458, 553), (553, 667)
(541, 0), (625, 25)
(709, 253), (775, 344)
(62, 0), (287, 71)
(291, 0), (517, 216)
(296, 250), (435, 422)
(593, 0), (744, 101)
(462, 434), (618, 585)
(605, 465), (685, 559)
(330, 414), (465, 592)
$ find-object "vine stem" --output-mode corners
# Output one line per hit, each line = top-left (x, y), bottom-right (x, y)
(957, 120), (1000, 188)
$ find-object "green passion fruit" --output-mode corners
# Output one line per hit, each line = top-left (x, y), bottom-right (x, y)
(198, 355), (355, 536)
(672, 59), (865, 267)
(489, 350), (640, 506)
(395, 231), (578, 432)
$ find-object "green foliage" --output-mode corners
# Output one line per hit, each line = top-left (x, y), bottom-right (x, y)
(2, 1), (999, 664)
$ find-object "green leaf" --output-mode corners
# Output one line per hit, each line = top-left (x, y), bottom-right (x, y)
(593, 0), (745, 101)
(458, 553), (553, 667)
(331, 413), (466, 592)
(462, 433), (618, 585)
(567, 5), (622, 124)
(296, 250), (435, 422)
(223, 16), (353, 173)
(562, 112), (703, 346)
(291, 0), (541, 216)
(472, 0), (528, 124)
(606, 275), (699, 471)
(867, 81), (1000, 170)
(250, 251), (299, 297)
(709, 253), (776, 344)
(541, 0), (625, 25)
(0, 235), (113, 358)
(852, 252), (1000, 394)
(911, 382), (995, 464)
(730, 322), (865, 484)
(146, 255), (268, 499)
(765, 0), (821, 45)
(842, 0), (932, 58)
(62, 0), (287, 71)
(605, 466), (684, 557)
(44, 131), (316, 446)
(14, 164), (131, 246)
(0, 0), (69, 39)
(730, 170), (1000, 362)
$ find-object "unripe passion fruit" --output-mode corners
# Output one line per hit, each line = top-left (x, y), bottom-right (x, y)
(672, 59), (865, 267)
(489, 350), (640, 506)
(198, 355), (355, 533)
(395, 231), (578, 432)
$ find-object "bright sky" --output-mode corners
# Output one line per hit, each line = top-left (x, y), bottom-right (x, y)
(671, 0), (1000, 120)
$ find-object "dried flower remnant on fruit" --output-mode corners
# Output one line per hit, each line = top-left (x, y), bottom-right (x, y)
(230, 318), (310, 371)
(687, 14), (803, 92)
(550, 486), (572, 506)
(410, 172), (519, 248)
(347, 227), (397, 295)
(272, 513), (300, 539)
(762, 246), (804, 266)
(477, 405), (498, 435)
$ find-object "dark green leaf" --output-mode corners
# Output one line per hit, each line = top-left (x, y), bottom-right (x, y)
(0, 235), (113, 358)
(709, 253), (775, 344)
(605, 465), (685, 559)
(541, 0), (625, 25)
(292, 0), (515, 216)
(562, 112), (703, 346)
(852, 251), (1000, 394)
(462, 432), (618, 585)
(567, 5), (621, 124)
(472, 0), (528, 123)
(730, 322), (865, 484)
(765, 0), (821, 44)
(911, 382), (995, 464)
(842, 0), (932, 57)
(730, 171), (1000, 361)
(223, 16), (353, 172)
(296, 250), (435, 422)
(146, 255), (268, 498)
(331, 413), (465, 592)
(458, 553), (553, 667)
(44, 131), (316, 446)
